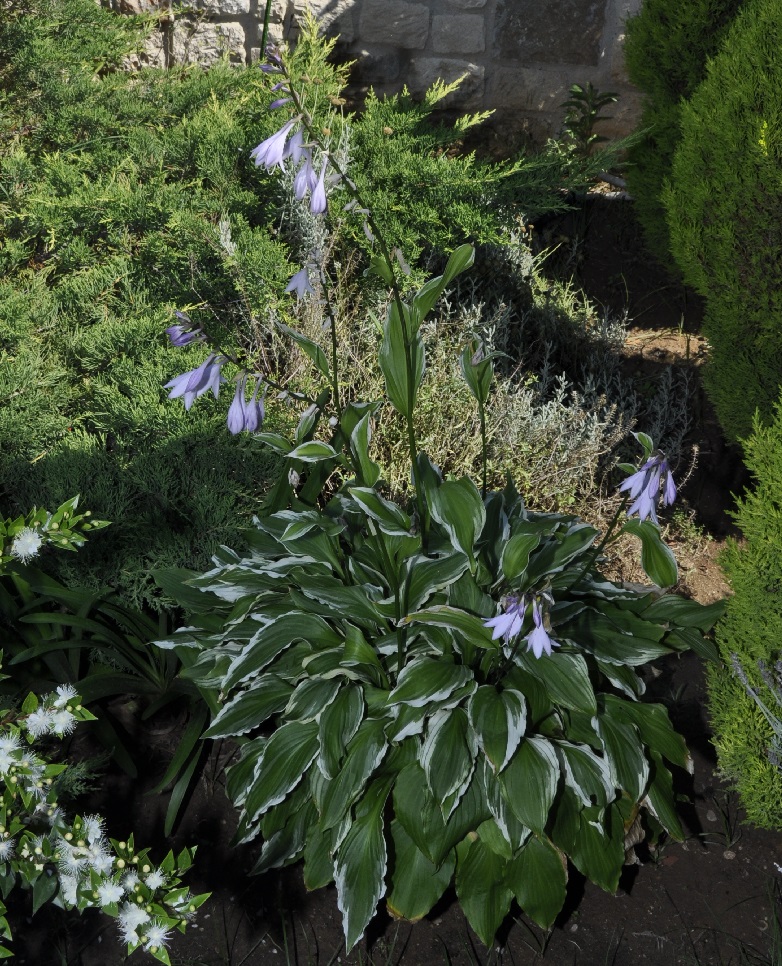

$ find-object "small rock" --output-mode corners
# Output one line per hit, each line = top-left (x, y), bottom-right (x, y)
(724, 850), (737, 860)
(706, 809), (718, 822)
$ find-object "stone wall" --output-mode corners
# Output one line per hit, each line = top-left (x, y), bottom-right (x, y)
(138, 0), (643, 142)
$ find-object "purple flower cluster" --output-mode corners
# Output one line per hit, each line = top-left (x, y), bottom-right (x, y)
(226, 376), (265, 434)
(164, 353), (226, 411)
(484, 593), (558, 659)
(165, 311), (205, 347)
(619, 451), (677, 524)
(251, 121), (330, 215)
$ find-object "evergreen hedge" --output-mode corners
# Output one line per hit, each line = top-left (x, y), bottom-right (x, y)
(708, 393), (782, 829)
(664, 0), (782, 442)
(623, 0), (744, 262)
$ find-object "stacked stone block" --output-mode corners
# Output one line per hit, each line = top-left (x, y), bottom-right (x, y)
(147, 0), (643, 141)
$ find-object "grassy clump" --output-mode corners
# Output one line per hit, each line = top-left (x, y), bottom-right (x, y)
(664, 0), (782, 442)
(623, 0), (744, 263)
(708, 392), (782, 829)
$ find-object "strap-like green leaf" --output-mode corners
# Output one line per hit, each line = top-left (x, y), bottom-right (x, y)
(349, 487), (411, 536)
(378, 301), (424, 419)
(277, 322), (331, 379)
(318, 684), (365, 779)
(421, 707), (477, 817)
(621, 518), (678, 587)
(320, 719), (388, 829)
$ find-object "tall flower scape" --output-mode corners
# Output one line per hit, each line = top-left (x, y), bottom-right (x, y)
(159, 30), (723, 952)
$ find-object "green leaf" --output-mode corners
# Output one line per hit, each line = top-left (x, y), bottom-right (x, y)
(421, 708), (477, 817)
(388, 656), (474, 708)
(204, 676), (293, 739)
(334, 777), (393, 950)
(556, 740), (614, 808)
(318, 685), (365, 779)
(387, 819), (455, 921)
(525, 524), (598, 582)
(294, 576), (385, 627)
(641, 595), (725, 632)
(501, 737), (559, 834)
(320, 719), (388, 829)
(645, 752), (685, 839)
(368, 253), (393, 284)
(500, 532), (541, 582)
(252, 800), (317, 873)
(349, 487), (412, 536)
(32, 872), (58, 915)
(277, 323), (330, 379)
(428, 477), (485, 568)
(568, 804), (625, 892)
(506, 835), (567, 928)
(394, 762), (490, 865)
(559, 609), (673, 666)
(379, 301), (424, 419)
(408, 245), (474, 330)
(604, 695), (691, 771)
(455, 837), (512, 946)
(459, 339), (497, 407)
(515, 649), (597, 714)
(244, 720), (319, 821)
(621, 519), (678, 587)
(303, 823), (337, 890)
(595, 713), (650, 802)
(442, 243), (476, 286)
(467, 686), (526, 773)
(349, 413), (382, 487)
(287, 440), (339, 463)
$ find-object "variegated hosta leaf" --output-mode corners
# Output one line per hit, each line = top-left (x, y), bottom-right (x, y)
(501, 736), (560, 834)
(223, 613), (341, 689)
(555, 740), (615, 810)
(203, 675), (292, 739)
(285, 676), (342, 722)
(428, 477), (486, 569)
(421, 707), (478, 819)
(244, 719), (319, 822)
(388, 656), (474, 708)
(481, 757), (531, 853)
(334, 777), (393, 950)
(568, 803), (625, 892)
(595, 713), (650, 803)
(319, 718), (388, 829)
(318, 684), (365, 778)
(467, 685), (526, 773)
(401, 552), (470, 613)
(514, 649), (597, 714)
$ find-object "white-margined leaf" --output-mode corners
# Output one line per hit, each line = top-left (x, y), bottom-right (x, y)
(318, 684), (365, 779)
(388, 656), (474, 708)
(320, 719), (388, 829)
(501, 736), (560, 834)
(468, 686), (527, 773)
(204, 675), (293, 739)
(421, 707), (478, 818)
(244, 719), (319, 821)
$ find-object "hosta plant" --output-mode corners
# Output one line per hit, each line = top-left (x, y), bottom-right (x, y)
(156, 40), (723, 950)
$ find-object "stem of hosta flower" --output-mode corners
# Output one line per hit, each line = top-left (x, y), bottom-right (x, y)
(566, 493), (629, 593)
(479, 397), (488, 498)
(320, 268), (341, 416)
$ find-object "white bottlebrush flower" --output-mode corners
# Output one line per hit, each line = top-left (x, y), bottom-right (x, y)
(144, 919), (172, 951)
(0, 734), (21, 753)
(10, 527), (44, 563)
(25, 707), (54, 739)
(49, 709), (76, 736)
(0, 749), (18, 776)
(144, 868), (166, 890)
(0, 837), (15, 861)
(89, 845), (113, 875)
(82, 814), (105, 844)
(118, 902), (150, 944)
(97, 880), (124, 906)
(60, 873), (79, 906)
(122, 870), (140, 893)
(53, 684), (78, 709)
